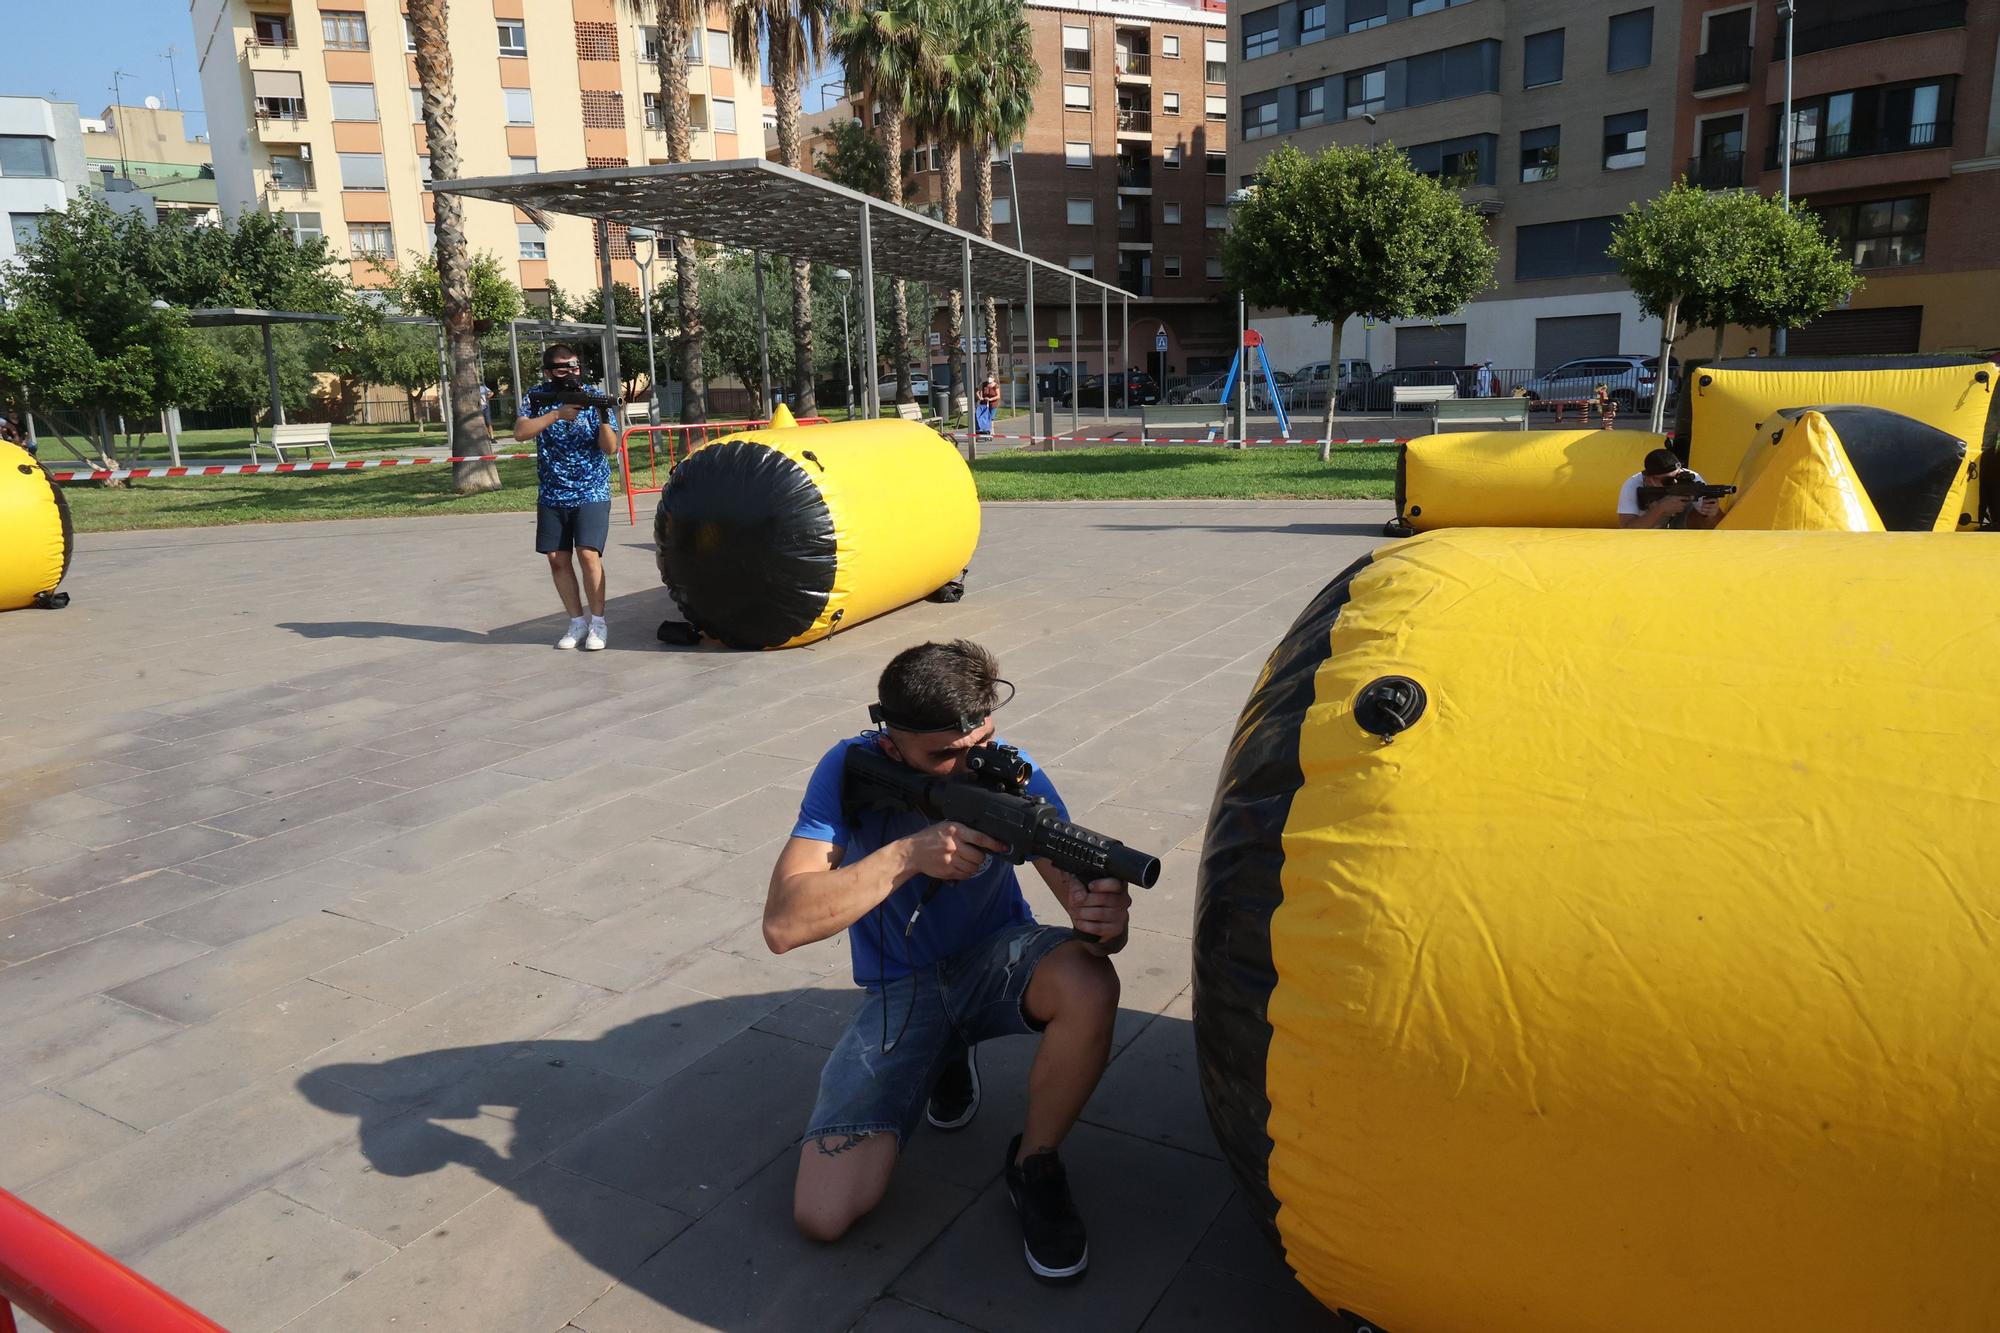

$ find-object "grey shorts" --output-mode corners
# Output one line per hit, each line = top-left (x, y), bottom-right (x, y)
(803, 921), (1078, 1148)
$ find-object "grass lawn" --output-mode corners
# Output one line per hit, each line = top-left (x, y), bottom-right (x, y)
(970, 444), (1397, 502)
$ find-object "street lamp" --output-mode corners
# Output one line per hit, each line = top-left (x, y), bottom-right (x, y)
(628, 226), (663, 422)
(1363, 112), (1378, 148)
(1774, 1), (1797, 356)
(832, 268), (856, 417)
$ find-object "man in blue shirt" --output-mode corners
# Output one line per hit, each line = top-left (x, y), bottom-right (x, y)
(765, 639), (1131, 1282)
(514, 344), (619, 650)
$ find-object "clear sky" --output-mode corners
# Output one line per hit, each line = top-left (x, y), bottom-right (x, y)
(11, 1), (209, 133)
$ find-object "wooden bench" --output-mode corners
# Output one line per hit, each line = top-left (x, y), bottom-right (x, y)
(1391, 384), (1459, 413)
(266, 422), (337, 463)
(1431, 396), (1531, 432)
(1138, 404), (1228, 444)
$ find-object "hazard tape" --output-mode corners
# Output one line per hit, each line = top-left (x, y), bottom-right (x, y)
(43, 454), (542, 483)
(964, 432), (1413, 447)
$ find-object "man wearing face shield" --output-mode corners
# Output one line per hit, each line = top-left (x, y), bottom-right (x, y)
(515, 343), (621, 650)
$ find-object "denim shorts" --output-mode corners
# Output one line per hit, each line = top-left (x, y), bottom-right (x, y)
(535, 500), (611, 554)
(803, 921), (1078, 1148)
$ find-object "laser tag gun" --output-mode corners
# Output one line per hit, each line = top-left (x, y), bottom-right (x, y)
(1636, 474), (1736, 508)
(526, 385), (621, 414)
(843, 742), (1163, 889)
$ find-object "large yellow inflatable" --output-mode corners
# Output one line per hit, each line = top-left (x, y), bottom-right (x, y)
(0, 440), (73, 611)
(653, 413), (978, 648)
(1718, 409), (1884, 531)
(1197, 529), (2000, 1332)
(1390, 429), (1661, 533)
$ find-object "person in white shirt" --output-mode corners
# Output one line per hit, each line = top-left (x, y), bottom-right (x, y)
(1618, 447), (1723, 530)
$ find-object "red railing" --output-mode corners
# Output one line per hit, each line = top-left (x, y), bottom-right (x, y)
(618, 416), (827, 525)
(0, 1188), (227, 1333)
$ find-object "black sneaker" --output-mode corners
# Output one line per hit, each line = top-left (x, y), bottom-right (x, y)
(1004, 1133), (1088, 1282)
(926, 1043), (980, 1131)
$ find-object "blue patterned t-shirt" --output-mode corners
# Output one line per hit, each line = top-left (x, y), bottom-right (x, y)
(526, 383), (618, 507)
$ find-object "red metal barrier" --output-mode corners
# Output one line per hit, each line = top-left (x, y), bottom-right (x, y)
(617, 416), (827, 525)
(0, 1188), (227, 1333)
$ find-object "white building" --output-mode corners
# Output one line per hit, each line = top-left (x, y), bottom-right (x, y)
(0, 97), (88, 263)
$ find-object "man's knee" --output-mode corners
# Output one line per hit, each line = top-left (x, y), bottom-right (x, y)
(793, 1132), (895, 1244)
(545, 550), (572, 571)
(794, 1193), (863, 1243)
(1038, 941), (1121, 1025)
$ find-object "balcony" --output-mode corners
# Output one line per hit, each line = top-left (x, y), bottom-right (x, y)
(1116, 108), (1152, 138)
(1686, 151), (1744, 189)
(1115, 50), (1151, 80)
(1692, 45), (1753, 93)
(243, 35), (300, 56)
(1117, 211), (1153, 243)
(1117, 265), (1154, 296)
(1116, 158), (1152, 191)
(1766, 119), (1952, 168)
(1774, 1), (1965, 57)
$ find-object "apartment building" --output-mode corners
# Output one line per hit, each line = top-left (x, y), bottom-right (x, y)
(1677, 0), (2000, 355)
(190, 0), (767, 306)
(1229, 0), (1682, 376)
(81, 104), (214, 185)
(0, 97), (88, 264)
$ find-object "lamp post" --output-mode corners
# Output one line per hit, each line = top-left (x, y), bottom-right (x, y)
(1774, 1), (1797, 356)
(834, 268), (856, 417)
(1363, 112), (1378, 148)
(995, 142), (1026, 250)
(628, 226), (663, 423)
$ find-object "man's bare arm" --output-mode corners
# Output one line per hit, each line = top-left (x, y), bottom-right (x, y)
(763, 823), (1007, 954)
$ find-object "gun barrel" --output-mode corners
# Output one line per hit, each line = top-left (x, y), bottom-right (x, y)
(1034, 816), (1162, 888)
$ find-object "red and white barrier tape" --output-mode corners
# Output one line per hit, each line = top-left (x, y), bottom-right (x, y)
(44, 454), (541, 483)
(965, 431), (1413, 447)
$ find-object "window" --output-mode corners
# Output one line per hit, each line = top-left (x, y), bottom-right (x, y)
(688, 94), (709, 131)
(498, 19), (527, 56)
(349, 222), (392, 258)
(1778, 79), (1955, 164)
(518, 222), (548, 260)
(1520, 124), (1560, 181)
(1205, 39), (1227, 83)
(1068, 254), (1095, 274)
(338, 152), (386, 191)
(1206, 151), (1226, 175)
(254, 13), (292, 46)
(1298, 81), (1326, 128)
(1067, 198), (1094, 224)
(1607, 9), (1653, 72)
(1205, 256), (1224, 280)
(409, 87), (425, 122)
(1407, 136), (1495, 187)
(1066, 141), (1093, 167)
(1818, 195), (1929, 268)
(683, 28), (704, 64)
(1162, 201), (1182, 224)
(1163, 92), (1181, 116)
(1063, 25), (1091, 73)
(707, 30), (731, 68)
(1346, 67), (1386, 117)
(1516, 215), (1619, 280)
(510, 155), (539, 175)
(1244, 10), (1280, 59)
(321, 12), (368, 50)
(1243, 93), (1279, 140)
(504, 88), (535, 125)
(1205, 205), (1230, 229)
(283, 212), (323, 243)
(1065, 84), (1091, 110)
(0, 136), (56, 178)
(992, 196), (1012, 225)
(269, 153), (313, 189)
(640, 25), (663, 63)
(10, 212), (43, 249)
(713, 98), (736, 133)
(1603, 110), (1646, 169)
(1404, 39), (1500, 107)
(1524, 29), (1564, 88)
(643, 92), (663, 129)
(1206, 95), (1228, 122)
(417, 154), (433, 185)
(1347, 0), (1388, 32)
(253, 69), (307, 118)
(1300, 3), (1326, 42)
(1163, 255), (1181, 277)
(1163, 145), (1182, 168)
(1162, 35), (1180, 58)
(329, 83), (378, 122)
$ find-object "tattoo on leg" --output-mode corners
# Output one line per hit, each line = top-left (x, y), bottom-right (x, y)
(813, 1132), (874, 1158)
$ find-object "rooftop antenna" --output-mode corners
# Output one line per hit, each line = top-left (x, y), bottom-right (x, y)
(108, 69), (135, 178)
(162, 45), (183, 111)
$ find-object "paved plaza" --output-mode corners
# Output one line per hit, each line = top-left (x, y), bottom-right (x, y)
(0, 498), (1388, 1332)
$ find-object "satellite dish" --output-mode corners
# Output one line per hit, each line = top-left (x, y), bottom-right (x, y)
(144, 95), (162, 109)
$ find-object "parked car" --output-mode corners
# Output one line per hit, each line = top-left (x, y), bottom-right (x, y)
(1069, 369), (1163, 408)
(1175, 368), (1291, 409)
(876, 373), (931, 403)
(1282, 359), (1373, 411)
(1520, 355), (1675, 410)
(1336, 365), (1474, 413)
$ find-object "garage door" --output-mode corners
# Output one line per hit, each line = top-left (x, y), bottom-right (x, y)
(1533, 313), (1622, 373)
(1787, 306), (1923, 356)
(1395, 323), (1467, 367)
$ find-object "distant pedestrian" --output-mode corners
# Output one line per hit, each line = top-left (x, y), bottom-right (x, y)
(479, 382), (493, 424)
(1476, 361), (1497, 397)
(975, 376), (1000, 438)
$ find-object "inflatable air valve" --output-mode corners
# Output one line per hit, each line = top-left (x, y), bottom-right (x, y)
(0, 441), (73, 612)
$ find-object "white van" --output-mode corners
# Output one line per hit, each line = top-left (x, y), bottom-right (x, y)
(1284, 360), (1373, 411)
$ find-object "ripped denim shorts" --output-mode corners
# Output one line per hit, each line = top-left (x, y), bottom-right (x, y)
(802, 921), (1078, 1148)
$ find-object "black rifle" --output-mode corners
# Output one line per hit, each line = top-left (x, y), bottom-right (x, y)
(528, 386), (620, 413)
(843, 743), (1161, 889)
(1636, 478), (1736, 508)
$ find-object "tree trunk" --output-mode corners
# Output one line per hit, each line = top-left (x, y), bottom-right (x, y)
(881, 108), (914, 406)
(411, 0), (500, 493)
(1652, 297), (1681, 434)
(769, 35), (816, 417)
(1319, 315), (1348, 462)
(658, 0), (707, 422)
(941, 147), (965, 419)
(975, 141), (999, 382)
(1713, 323), (1727, 359)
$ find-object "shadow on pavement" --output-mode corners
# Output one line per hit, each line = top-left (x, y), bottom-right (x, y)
(275, 584), (702, 654)
(1089, 522), (1388, 538)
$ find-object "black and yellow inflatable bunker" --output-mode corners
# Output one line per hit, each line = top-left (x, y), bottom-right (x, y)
(1, 440), (73, 611)
(1196, 528), (2000, 1332)
(653, 412), (978, 649)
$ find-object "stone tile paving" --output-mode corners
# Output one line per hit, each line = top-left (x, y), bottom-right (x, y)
(0, 499), (1390, 1332)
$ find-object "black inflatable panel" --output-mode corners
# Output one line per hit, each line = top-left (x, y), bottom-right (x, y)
(1781, 404), (1966, 532)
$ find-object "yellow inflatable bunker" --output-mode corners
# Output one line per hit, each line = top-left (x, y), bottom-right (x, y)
(1196, 529), (2000, 1332)
(1718, 409), (1884, 531)
(1683, 356), (1995, 528)
(1390, 429), (1662, 533)
(653, 413), (978, 648)
(0, 440), (73, 611)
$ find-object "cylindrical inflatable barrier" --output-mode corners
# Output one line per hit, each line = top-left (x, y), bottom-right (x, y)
(0, 441), (73, 612)
(1718, 408), (1884, 531)
(654, 417), (978, 649)
(1197, 529), (2000, 1332)
(1391, 429), (1662, 533)
(1682, 356), (1995, 528)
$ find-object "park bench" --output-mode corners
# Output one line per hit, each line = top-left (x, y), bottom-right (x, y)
(1138, 403), (1229, 444)
(895, 400), (947, 429)
(266, 423), (338, 464)
(1391, 384), (1459, 414)
(1431, 396), (1531, 432)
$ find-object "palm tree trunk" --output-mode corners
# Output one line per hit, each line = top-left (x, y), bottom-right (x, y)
(657, 1), (707, 422)
(881, 107), (914, 407)
(410, 0), (500, 494)
(941, 146), (965, 419)
(768, 37), (816, 417)
(976, 141), (999, 375)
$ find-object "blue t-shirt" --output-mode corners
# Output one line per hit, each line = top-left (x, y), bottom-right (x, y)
(526, 382), (618, 507)
(792, 733), (1068, 986)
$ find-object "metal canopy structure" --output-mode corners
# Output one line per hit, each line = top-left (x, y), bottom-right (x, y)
(437, 158), (1140, 428)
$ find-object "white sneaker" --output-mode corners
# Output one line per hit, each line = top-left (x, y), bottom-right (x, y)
(583, 617), (607, 651)
(556, 617), (587, 650)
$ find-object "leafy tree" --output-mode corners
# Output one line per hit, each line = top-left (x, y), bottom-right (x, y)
(336, 317), (447, 432)
(1611, 182), (1856, 431)
(387, 250), (524, 328)
(815, 117), (898, 198)
(1223, 143), (1496, 457)
(143, 210), (349, 313)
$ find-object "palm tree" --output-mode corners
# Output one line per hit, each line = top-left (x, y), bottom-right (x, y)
(408, 0), (500, 493)
(831, 0), (940, 407)
(623, 0), (710, 421)
(959, 0), (1035, 394)
(913, 8), (979, 418)
(734, 0), (835, 416)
